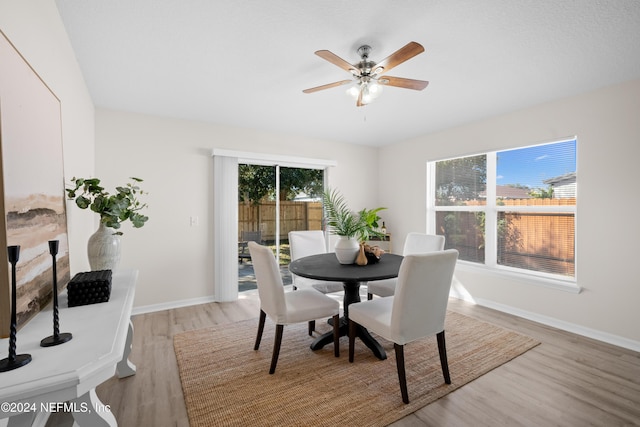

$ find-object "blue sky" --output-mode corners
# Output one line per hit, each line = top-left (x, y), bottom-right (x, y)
(496, 139), (576, 189)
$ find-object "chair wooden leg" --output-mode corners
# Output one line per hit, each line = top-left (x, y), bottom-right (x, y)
(332, 314), (340, 357)
(269, 324), (284, 374)
(394, 343), (409, 404)
(437, 331), (451, 384)
(308, 320), (315, 336)
(254, 310), (266, 350)
(367, 293), (373, 300)
(348, 319), (357, 362)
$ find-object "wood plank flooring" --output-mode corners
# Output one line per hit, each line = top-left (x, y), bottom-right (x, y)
(47, 290), (640, 426)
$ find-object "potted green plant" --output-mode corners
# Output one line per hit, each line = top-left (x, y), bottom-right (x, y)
(322, 188), (385, 264)
(66, 177), (149, 270)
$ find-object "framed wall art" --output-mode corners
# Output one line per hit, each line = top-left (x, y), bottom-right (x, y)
(0, 30), (70, 337)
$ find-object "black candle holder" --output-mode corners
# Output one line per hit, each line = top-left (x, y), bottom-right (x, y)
(40, 240), (72, 347)
(0, 246), (32, 372)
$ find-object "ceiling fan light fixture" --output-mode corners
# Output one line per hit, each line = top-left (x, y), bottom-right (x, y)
(346, 80), (383, 104)
(360, 81), (383, 105)
(368, 81), (383, 98)
(346, 82), (361, 98)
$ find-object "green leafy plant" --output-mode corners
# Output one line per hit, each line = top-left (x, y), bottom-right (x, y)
(357, 206), (386, 242)
(529, 185), (554, 199)
(322, 188), (385, 242)
(66, 177), (149, 235)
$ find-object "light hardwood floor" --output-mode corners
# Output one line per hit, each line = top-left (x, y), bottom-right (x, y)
(48, 289), (640, 426)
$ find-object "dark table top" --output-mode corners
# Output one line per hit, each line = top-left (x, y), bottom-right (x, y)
(288, 253), (404, 283)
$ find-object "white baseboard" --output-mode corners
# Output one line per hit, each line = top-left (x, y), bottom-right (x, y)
(132, 295), (216, 316)
(449, 289), (640, 352)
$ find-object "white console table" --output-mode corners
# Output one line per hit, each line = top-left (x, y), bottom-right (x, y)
(0, 269), (138, 427)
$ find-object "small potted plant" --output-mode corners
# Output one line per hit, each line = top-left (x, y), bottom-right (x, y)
(66, 177), (149, 270)
(322, 188), (385, 264)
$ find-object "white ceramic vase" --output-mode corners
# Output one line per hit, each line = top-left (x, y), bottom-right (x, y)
(334, 236), (359, 264)
(87, 223), (121, 271)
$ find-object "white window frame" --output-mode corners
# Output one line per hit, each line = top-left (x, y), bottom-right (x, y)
(426, 139), (580, 293)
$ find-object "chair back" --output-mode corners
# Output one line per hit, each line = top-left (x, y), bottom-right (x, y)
(289, 230), (327, 260)
(390, 249), (458, 344)
(248, 241), (287, 323)
(403, 233), (445, 255)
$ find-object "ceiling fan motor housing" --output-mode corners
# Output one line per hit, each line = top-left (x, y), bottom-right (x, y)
(355, 45), (376, 76)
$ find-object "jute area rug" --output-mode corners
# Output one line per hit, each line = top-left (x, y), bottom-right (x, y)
(174, 311), (539, 427)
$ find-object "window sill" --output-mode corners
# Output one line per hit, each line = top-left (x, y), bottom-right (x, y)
(455, 261), (581, 294)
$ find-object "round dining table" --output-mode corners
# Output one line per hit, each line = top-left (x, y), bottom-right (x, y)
(288, 252), (404, 360)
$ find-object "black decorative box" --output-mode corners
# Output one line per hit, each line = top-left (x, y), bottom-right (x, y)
(67, 270), (112, 307)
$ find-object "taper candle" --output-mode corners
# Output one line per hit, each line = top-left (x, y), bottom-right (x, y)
(40, 240), (72, 347)
(0, 245), (32, 372)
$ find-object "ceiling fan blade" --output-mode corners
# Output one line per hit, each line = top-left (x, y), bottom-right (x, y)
(302, 80), (352, 94)
(356, 88), (365, 107)
(378, 76), (429, 90)
(371, 41), (425, 76)
(315, 50), (359, 74)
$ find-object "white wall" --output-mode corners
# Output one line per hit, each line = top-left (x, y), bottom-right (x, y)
(379, 79), (640, 348)
(0, 0), (95, 274)
(94, 109), (378, 309)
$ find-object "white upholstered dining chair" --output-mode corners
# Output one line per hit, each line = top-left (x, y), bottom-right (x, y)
(348, 249), (459, 403)
(248, 241), (340, 374)
(289, 230), (344, 334)
(289, 230), (345, 293)
(367, 232), (445, 299)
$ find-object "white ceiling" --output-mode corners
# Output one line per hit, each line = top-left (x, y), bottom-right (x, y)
(55, 0), (640, 147)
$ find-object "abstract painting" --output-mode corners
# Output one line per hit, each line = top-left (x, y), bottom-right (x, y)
(0, 31), (70, 337)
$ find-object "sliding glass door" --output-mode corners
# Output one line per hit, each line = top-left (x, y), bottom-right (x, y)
(238, 163), (324, 291)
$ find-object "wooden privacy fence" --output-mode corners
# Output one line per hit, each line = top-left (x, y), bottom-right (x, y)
(498, 211), (575, 276)
(239, 201), (323, 241)
(461, 198), (577, 206)
(437, 198), (576, 276)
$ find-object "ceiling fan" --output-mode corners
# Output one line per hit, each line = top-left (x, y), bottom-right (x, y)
(302, 41), (429, 107)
